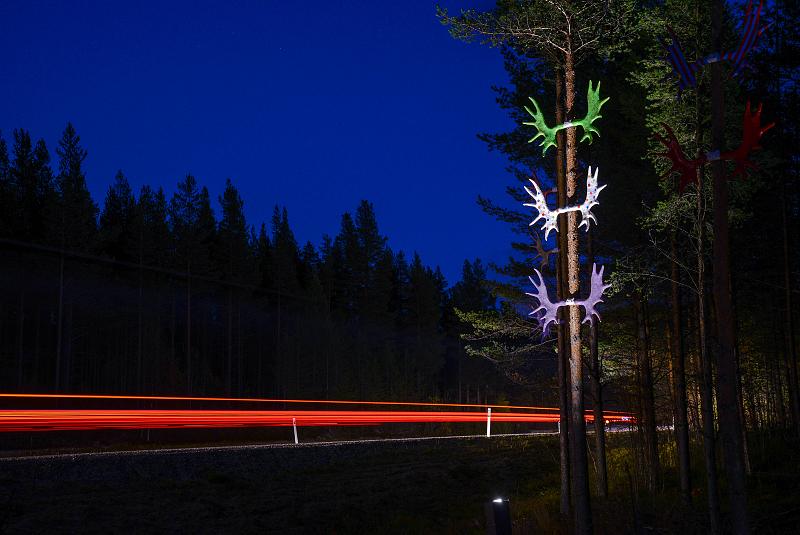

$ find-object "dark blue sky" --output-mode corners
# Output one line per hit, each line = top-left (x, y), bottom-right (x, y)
(1, 0), (518, 285)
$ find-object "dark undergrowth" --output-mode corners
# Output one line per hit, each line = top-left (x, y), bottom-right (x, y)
(0, 431), (797, 533)
(518, 430), (800, 534)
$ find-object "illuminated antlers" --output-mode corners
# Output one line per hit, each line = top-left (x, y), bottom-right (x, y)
(523, 97), (559, 155)
(524, 167), (606, 240)
(662, 0), (768, 92)
(532, 233), (558, 268)
(579, 166), (605, 230)
(524, 81), (609, 156)
(521, 79), (611, 340)
(581, 264), (612, 325)
(577, 82), (610, 144)
(523, 179), (558, 240)
(527, 264), (611, 339)
(654, 124), (705, 192)
(655, 102), (774, 192)
(720, 101), (774, 178)
(526, 269), (560, 339)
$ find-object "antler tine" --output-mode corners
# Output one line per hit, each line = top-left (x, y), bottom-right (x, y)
(575, 81), (610, 145)
(722, 100), (775, 178)
(523, 96), (558, 155)
(663, 26), (697, 90)
(526, 269), (560, 339)
(730, 0), (768, 78)
(579, 263), (612, 325)
(523, 179), (558, 240)
(531, 232), (558, 268)
(578, 166), (606, 231)
(654, 123), (703, 192)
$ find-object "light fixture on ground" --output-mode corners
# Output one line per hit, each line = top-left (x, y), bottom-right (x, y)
(484, 497), (511, 535)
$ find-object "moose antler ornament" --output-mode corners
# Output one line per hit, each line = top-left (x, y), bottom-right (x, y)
(527, 264), (611, 339)
(524, 81), (609, 155)
(521, 79), (612, 338)
(532, 233), (558, 268)
(524, 167), (606, 240)
(655, 101), (774, 192)
(663, 0), (768, 92)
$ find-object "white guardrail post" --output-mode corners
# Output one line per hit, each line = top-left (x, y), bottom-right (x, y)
(486, 407), (492, 437)
(293, 417), (299, 444)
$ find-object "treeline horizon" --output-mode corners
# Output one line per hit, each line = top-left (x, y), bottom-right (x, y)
(0, 123), (513, 404)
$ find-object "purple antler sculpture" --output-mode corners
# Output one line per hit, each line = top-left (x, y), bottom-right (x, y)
(527, 263), (611, 339)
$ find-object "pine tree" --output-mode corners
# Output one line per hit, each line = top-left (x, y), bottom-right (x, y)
(404, 253), (445, 397)
(216, 178), (250, 394)
(270, 206), (300, 294)
(331, 212), (359, 313)
(133, 185), (171, 267)
(450, 259), (494, 312)
(0, 132), (10, 236)
(216, 178), (250, 283)
(169, 175), (215, 276)
(255, 223), (272, 289)
(98, 170), (136, 261)
(10, 130), (54, 242)
(54, 123), (97, 251)
(439, 4), (632, 526)
(168, 175), (216, 393)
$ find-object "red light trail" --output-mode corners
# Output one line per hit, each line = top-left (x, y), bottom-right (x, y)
(0, 394), (632, 433)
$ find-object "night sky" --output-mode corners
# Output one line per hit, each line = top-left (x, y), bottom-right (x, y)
(0, 0), (517, 285)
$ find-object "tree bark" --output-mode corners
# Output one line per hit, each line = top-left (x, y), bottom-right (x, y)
(781, 181), (799, 434)
(711, 1), (749, 531)
(555, 66), (572, 516)
(695, 76), (722, 535)
(564, 49), (592, 534)
(186, 261), (192, 395)
(17, 290), (25, 390)
(228, 287), (233, 395)
(634, 290), (659, 492)
(55, 253), (64, 391)
(137, 242), (144, 394)
(670, 230), (691, 504)
(587, 228), (607, 497)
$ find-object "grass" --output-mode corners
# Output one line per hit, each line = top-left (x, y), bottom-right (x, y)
(1, 431), (797, 533)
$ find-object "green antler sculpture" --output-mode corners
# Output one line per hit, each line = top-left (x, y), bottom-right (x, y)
(523, 81), (609, 156)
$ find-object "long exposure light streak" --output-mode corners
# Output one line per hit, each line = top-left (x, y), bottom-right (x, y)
(0, 394), (632, 433)
(0, 392), (628, 413)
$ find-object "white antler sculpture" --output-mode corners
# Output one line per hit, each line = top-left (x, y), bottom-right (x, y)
(523, 167), (606, 240)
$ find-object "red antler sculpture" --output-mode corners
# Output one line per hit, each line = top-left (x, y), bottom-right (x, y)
(655, 102), (774, 192)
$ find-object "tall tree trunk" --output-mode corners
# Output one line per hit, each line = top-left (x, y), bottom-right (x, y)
(554, 66), (572, 516)
(711, 2), (749, 531)
(587, 229), (607, 497)
(186, 261), (192, 395)
(695, 71), (722, 534)
(634, 290), (659, 491)
(137, 241), (144, 394)
(228, 287), (233, 395)
(564, 49), (592, 534)
(63, 303), (72, 390)
(55, 252), (64, 391)
(670, 229), (691, 504)
(34, 307), (41, 388)
(237, 296), (243, 395)
(781, 181), (799, 434)
(17, 290), (25, 389)
(171, 290), (176, 389)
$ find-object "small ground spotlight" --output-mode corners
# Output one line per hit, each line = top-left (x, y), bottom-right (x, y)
(485, 497), (511, 535)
